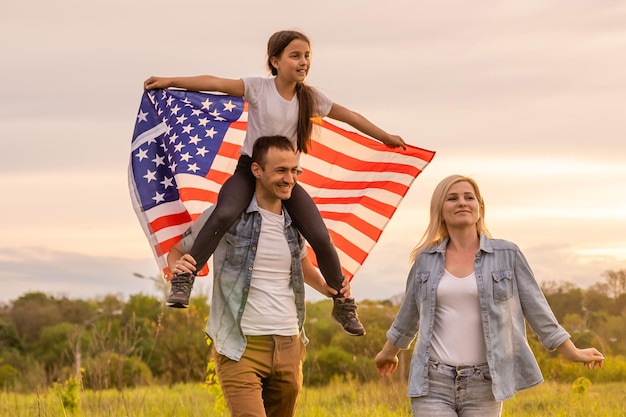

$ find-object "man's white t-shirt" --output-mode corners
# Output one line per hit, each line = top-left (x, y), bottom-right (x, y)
(240, 207), (299, 336)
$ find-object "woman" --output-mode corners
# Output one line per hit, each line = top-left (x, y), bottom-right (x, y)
(375, 175), (604, 416)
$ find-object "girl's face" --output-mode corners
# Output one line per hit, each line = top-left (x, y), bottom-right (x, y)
(441, 181), (481, 229)
(272, 39), (311, 83)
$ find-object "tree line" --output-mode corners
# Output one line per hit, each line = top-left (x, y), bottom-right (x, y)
(0, 269), (624, 392)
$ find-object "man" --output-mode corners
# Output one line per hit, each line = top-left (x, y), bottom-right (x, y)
(168, 135), (352, 417)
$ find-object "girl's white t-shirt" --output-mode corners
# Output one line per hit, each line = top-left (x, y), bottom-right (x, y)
(240, 76), (333, 157)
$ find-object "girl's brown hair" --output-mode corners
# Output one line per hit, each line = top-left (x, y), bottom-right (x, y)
(267, 30), (317, 153)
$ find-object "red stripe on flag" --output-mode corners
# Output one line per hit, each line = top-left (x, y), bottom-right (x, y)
(205, 169), (232, 185)
(179, 187), (219, 205)
(155, 235), (182, 258)
(308, 141), (423, 176)
(318, 119), (437, 164)
(328, 230), (368, 265)
(149, 211), (192, 233)
(319, 210), (382, 242)
(316, 195), (396, 218)
(215, 141), (242, 158)
(300, 170), (410, 196)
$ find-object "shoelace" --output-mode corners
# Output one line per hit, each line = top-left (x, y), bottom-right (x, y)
(171, 279), (192, 295)
(337, 303), (359, 321)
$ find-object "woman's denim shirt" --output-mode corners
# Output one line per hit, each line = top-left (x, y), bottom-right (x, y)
(181, 197), (308, 361)
(387, 234), (570, 401)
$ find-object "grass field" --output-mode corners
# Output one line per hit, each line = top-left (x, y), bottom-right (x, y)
(2, 378), (624, 416)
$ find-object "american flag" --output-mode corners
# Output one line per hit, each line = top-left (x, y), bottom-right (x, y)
(129, 89), (435, 279)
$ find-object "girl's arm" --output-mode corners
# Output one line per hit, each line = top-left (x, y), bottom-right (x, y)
(327, 103), (406, 149)
(144, 75), (245, 97)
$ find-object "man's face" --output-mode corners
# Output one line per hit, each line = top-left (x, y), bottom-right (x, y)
(253, 147), (298, 201)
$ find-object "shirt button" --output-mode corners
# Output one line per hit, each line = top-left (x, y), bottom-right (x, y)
(248, 266), (253, 271)
(252, 246), (256, 251)
(243, 288), (248, 293)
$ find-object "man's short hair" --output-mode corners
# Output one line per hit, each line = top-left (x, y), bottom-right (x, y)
(251, 136), (296, 167)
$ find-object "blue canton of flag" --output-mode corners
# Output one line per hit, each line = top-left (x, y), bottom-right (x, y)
(129, 89), (245, 276)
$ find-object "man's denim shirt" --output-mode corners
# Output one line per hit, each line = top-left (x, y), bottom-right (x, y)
(387, 234), (570, 401)
(181, 197), (308, 361)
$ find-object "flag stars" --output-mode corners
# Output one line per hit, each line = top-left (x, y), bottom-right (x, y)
(182, 124), (193, 134)
(205, 127), (217, 138)
(191, 109), (202, 117)
(152, 155), (166, 166)
(209, 109), (225, 121)
(180, 152), (192, 162)
(176, 114), (188, 125)
(201, 98), (213, 109)
(187, 163), (200, 173)
(144, 169), (157, 183)
(168, 133), (179, 144)
(161, 176), (174, 189)
(198, 117), (209, 127)
(223, 100), (237, 112)
(196, 146), (209, 157)
(174, 142), (185, 152)
(189, 134), (202, 145)
(137, 110), (148, 122)
(170, 104), (181, 115)
(152, 191), (165, 204)
(135, 148), (149, 161)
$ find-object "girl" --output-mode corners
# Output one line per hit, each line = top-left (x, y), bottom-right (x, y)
(374, 175), (604, 416)
(145, 29), (406, 336)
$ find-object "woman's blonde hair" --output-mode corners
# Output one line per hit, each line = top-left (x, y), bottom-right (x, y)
(409, 175), (491, 263)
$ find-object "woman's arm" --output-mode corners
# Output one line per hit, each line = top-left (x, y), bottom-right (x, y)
(327, 103), (406, 149)
(144, 75), (245, 97)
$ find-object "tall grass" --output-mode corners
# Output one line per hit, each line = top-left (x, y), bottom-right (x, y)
(1, 379), (624, 416)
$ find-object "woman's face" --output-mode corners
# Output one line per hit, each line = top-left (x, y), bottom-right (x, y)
(441, 181), (481, 229)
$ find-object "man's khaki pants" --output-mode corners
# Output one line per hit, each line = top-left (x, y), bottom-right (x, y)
(214, 335), (305, 417)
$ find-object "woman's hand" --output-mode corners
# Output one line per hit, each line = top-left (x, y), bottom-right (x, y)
(375, 341), (401, 377)
(557, 339), (604, 370)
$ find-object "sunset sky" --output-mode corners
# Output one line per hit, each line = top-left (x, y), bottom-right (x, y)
(2, 0), (625, 304)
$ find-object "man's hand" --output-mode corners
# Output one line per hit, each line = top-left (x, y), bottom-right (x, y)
(171, 253), (197, 276)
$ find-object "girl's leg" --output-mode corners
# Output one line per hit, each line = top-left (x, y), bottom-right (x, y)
(282, 183), (343, 292)
(188, 159), (255, 270)
(167, 157), (255, 308)
(283, 184), (365, 336)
